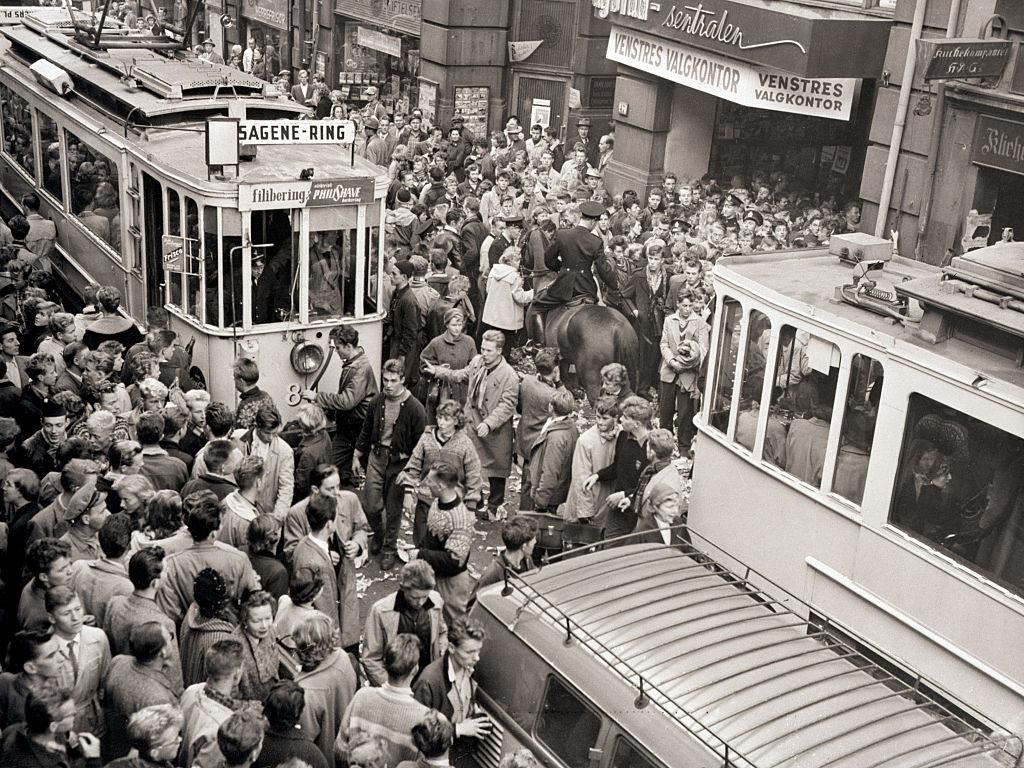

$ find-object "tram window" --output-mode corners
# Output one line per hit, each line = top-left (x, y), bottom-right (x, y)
(183, 198), (203, 322)
(36, 113), (63, 205)
(535, 676), (602, 768)
(734, 310), (771, 453)
(65, 127), (121, 254)
(708, 297), (742, 433)
(252, 210), (299, 324)
(1, 85), (36, 179)
(365, 222), (381, 314)
(611, 737), (658, 768)
(167, 189), (182, 308)
(832, 354), (883, 506)
(308, 206), (360, 320)
(764, 326), (841, 487)
(891, 394), (1024, 596)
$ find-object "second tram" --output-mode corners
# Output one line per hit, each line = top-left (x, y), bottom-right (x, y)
(692, 235), (1024, 737)
(0, 7), (387, 406)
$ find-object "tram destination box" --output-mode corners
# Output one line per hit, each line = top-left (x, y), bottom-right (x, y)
(829, 232), (892, 263)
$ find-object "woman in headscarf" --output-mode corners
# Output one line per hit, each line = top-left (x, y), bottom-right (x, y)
(179, 567), (238, 687)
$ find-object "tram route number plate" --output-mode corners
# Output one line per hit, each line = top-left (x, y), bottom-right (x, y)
(237, 120), (355, 145)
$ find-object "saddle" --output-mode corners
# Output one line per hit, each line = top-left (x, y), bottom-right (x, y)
(527, 290), (596, 343)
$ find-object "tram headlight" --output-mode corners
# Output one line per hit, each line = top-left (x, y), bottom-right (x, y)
(290, 341), (325, 375)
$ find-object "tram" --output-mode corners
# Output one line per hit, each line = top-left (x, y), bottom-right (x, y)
(0, 6), (387, 406)
(692, 233), (1024, 736)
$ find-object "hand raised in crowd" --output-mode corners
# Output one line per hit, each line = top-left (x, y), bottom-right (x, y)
(71, 732), (101, 759)
(342, 539), (360, 559)
(300, 389), (318, 402)
(457, 715), (494, 739)
(330, 549), (342, 566)
(582, 473), (600, 491)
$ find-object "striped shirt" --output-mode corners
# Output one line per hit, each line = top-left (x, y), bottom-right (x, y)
(339, 683), (429, 766)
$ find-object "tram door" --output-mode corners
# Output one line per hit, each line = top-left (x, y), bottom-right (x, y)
(142, 173), (166, 309)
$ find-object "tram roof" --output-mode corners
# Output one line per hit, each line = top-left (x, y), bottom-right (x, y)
(1, 16), (387, 185)
(715, 249), (1024, 396)
(479, 542), (1019, 768)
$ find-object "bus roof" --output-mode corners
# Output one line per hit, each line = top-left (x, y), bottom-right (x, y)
(715, 249), (1024, 397)
(478, 543), (1019, 768)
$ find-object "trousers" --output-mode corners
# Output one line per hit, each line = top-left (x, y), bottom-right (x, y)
(362, 450), (405, 555)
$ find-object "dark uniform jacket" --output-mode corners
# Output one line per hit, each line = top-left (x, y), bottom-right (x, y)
(544, 225), (617, 303)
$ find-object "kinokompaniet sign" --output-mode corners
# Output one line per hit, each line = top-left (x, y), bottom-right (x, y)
(607, 26), (856, 120)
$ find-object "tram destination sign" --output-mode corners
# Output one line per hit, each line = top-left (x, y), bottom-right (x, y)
(238, 120), (356, 146)
(239, 178), (375, 211)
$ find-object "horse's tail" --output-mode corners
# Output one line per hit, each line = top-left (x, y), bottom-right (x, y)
(613, 319), (641, 392)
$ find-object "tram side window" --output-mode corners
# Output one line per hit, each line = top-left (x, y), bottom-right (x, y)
(832, 354), (883, 506)
(763, 326), (841, 487)
(890, 394), (1024, 597)
(535, 677), (602, 768)
(167, 189), (182, 309)
(184, 199), (203, 322)
(708, 297), (742, 433)
(308, 205), (360, 319)
(734, 309), (771, 452)
(365, 222), (381, 313)
(611, 738), (659, 768)
(37, 113), (63, 205)
(1, 85), (36, 179)
(65, 128), (121, 254)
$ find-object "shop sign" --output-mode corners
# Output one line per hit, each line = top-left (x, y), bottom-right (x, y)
(972, 115), (1024, 177)
(606, 27), (856, 120)
(918, 38), (1011, 81)
(356, 26), (402, 58)
(0, 5), (38, 24)
(592, 0), (890, 80)
(239, 178), (375, 211)
(237, 120), (355, 145)
(241, 0), (288, 31)
(335, 0), (421, 37)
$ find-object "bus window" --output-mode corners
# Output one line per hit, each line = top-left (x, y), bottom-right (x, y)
(708, 297), (741, 433)
(535, 676), (601, 768)
(611, 737), (659, 768)
(891, 394), (1024, 596)
(765, 325), (841, 487)
(65, 127), (122, 255)
(167, 189), (182, 308)
(734, 309), (771, 454)
(184, 198), (202, 322)
(1, 84), (36, 179)
(36, 113), (63, 205)
(252, 210), (299, 324)
(832, 354), (883, 506)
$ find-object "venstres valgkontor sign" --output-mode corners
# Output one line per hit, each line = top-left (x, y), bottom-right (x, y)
(593, 0), (890, 79)
(607, 27), (855, 120)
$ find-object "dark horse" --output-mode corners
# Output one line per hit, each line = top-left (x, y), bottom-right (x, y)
(527, 302), (640, 403)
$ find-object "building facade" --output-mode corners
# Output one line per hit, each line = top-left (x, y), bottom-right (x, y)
(594, 0), (892, 200)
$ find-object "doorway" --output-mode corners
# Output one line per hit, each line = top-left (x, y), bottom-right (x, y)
(988, 169), (1024, 245)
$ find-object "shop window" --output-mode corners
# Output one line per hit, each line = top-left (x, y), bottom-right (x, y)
(1, 85), (36, 179)
(734, 309), (771, 453)
(832, 355), (883, 506)
(66, 127), (122, 255)
(708, 297), (742, 434)
(535, 677), (601, 768)
(611, 737), (659, 768)
(37, 113), (63, 205)
(252, 209), (299, 324)
(890, 394), (1024, 597)
(763, 326), (841, 487)
(244, 24), (284, 82)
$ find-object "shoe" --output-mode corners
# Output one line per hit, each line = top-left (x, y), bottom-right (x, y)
(369, 538), (383, 556)
(380, 553), (397, 571)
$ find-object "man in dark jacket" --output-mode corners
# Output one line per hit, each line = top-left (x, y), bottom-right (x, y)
(353, 359), (426, 571)
(13, 401), (65, 478)
(542, 201), (617, 305)
(459, 198), (489, 316)
(303, 325), (379, 488)
(386, 261), (425, 389)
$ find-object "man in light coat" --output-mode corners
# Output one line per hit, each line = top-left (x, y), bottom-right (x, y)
(363, 560), (447, 687)
(424, 329), (519, 520)
(235, 403), (294, 520)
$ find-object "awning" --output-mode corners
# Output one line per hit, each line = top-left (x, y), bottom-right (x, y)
(592, 0), (891, 79)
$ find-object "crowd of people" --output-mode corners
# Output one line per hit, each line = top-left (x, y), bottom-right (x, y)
(0, 39), (869, 763)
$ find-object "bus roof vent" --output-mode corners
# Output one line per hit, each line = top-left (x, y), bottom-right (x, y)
(129, 58), (268, 99)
